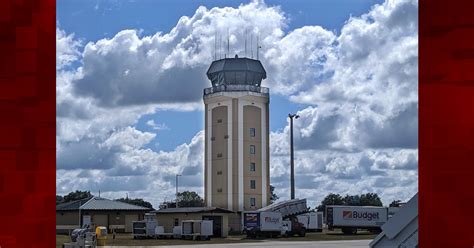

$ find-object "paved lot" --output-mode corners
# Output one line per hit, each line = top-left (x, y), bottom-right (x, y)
(105, 239), (371, 248)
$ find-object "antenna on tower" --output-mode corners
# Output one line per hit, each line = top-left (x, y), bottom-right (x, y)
(257, 34), (260, 60)
(214, 32), (217, 61)
(219, 34), (222, 59)
(227, 29), (230, 58)
(250, 34), (253, 59)
(245, 29), (247, 58)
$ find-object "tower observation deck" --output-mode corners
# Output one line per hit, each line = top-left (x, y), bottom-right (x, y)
(203, 56), (269, 96)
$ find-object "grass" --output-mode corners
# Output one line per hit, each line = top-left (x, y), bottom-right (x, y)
(56, 229), (377, 247)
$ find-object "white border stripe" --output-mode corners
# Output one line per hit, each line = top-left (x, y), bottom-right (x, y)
(207, 105), (212, 207)
(238, 100), (244, 211)
(261, 103), (267, 207)
(227, 100), (233, 210)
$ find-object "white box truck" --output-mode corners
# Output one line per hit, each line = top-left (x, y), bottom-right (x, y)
(326, 205), (388, 234)
(297, 212), (323, 232)
(243, 212), (283, 238)
(243, 211), (306, 238)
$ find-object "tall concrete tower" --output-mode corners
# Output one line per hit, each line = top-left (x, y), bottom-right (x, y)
(203, 56), (270, 212)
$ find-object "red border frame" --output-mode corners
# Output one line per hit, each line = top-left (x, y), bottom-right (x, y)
(0, 0), (55, 247)
(419, 0), (474, 247)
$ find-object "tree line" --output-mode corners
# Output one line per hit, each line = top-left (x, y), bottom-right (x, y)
(316, 192), (403, 214)
(56, 185), (280, 210)
(56, 190), (155, 209)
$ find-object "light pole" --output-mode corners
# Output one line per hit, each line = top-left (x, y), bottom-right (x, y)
(176, 174), (182, 208)
(288, 113), (299, 200)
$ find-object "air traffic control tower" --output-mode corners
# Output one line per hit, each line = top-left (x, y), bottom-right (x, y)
(203, 55), (270, 212)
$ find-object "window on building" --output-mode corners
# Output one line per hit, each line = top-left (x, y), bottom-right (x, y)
(217, 119), (223, 123)
(249, 162), (255, 172)
(174, 218), (179, 226)
(250, 145), (255, 154)
(217, 188), (223, 193)
(217, 170), (222, 175)
(250, 180), (256, 189)
(250, 197), (256, 207)
(217, 153), (223, 158)
(250, 128), (256, 137)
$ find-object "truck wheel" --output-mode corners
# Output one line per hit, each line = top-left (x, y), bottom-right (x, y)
(342, 227), (357, 235)
(298, 229), (306, 237)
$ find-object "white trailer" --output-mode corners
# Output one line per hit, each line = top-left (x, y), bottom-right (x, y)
(326, 205), (388, 235)
(132, 213), (157, 239)
(297, 212), (323, 232)
(181, 220), (213, 240)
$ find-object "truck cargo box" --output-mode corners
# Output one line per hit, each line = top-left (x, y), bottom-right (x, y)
(297, 212), (323, 232)
(243, 211), (282, 232)
(326, 205), (388, 233)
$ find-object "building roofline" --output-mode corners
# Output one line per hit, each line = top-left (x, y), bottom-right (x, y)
(151, 207), (234, 214)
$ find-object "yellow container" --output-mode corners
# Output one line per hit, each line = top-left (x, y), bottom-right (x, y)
(97, 237), (106, 246)
(96, 226), (107, 238)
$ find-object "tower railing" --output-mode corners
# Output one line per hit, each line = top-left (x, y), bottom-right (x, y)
(203, 84), (269, 96)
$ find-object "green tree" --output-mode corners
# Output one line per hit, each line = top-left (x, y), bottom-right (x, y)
(160, 201), (176, 209)
(63, 190), (93, 203)
(116, 198), (154, 209)
(270, 185), (279, 204)
(359, 193), (383, 206)
(176, 191), (204, 207)
(56, 195), (64, 205)
(316, 193), (344, 212)
(343, 194), (361, 206)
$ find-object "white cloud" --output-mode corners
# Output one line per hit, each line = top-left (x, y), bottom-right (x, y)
(56, 130), (205, 208)
(72, 1), (287, 107)
(56, 27), (82, 70)
(146, 120), (169, 131)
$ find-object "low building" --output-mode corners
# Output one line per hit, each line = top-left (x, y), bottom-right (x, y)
(152, 207), (237, 237)
(56, 197), (151, 234)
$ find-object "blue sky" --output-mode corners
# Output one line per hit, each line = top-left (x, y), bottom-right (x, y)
(58, 0), (382, 40)
(57, 0), (383, 151)
(56, 0), (418, 207)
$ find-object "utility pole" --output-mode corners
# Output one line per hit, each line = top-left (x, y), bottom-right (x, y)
(176, 174), (182, 208)
(288, 113), (299, 200)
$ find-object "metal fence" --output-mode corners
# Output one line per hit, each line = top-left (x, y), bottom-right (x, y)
(203, 84), (269, 96)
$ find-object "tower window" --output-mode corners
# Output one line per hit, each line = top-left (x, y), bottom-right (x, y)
(250, 197), (256, 207)
(250, 128), (256, 137)
(249, 163), (255, 172)
(250, 145), (255, 154)
(250, 180), (256, 189)
(217, 153), (223, 158)
(217, 170), (222, 175)
(217, 188), (223, 193)
(217, 119), (222, 123)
